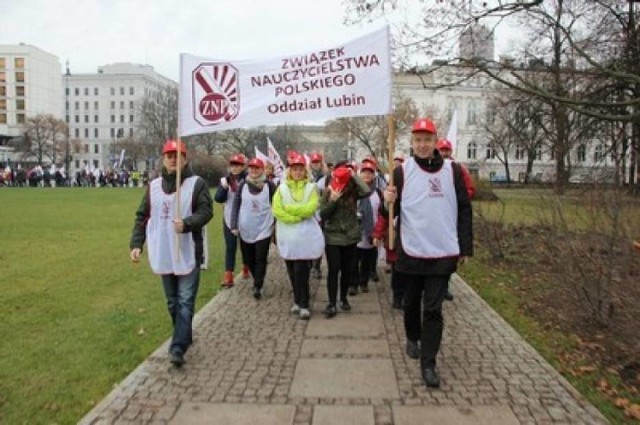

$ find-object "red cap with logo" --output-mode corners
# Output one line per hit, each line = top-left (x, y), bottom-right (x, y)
(310, 152), (323, 163)
(287, 151), (306, 166)
(229, 153), (246, 165)
(247, 158), (264, 168)
(411, 118), (437, 134)
(436, 139), (453, 151)
(360, 160), (376, 172)
(329, 166), (352, 192)
(162, 139), (187, 155)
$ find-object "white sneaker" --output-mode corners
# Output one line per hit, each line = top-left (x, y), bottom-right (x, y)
(299, 308), (311, 320)
(290, 304), (300, 314)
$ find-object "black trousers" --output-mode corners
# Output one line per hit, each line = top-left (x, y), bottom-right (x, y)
(403, 274), (450, 368)
(285, 260), (312, 309)
(240, 236), (271, 289)
(325, 243), (356, 305)
(390, 264), (407, 303)
(352, 246), (377, 288)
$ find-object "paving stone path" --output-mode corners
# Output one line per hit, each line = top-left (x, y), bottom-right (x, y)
(80, 252), (608, 424)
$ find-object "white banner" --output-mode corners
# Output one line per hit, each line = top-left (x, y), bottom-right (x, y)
(266, 138), (285, 180)
(254, 146), (269, 164)
(179, 25), (392, 136)
(446, 109), (457, 152)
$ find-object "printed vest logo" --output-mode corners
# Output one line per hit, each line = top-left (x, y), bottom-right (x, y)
(428, 177), (444, 197)
(192, 63), (240, 125)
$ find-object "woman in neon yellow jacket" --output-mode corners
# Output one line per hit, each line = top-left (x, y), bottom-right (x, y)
(272, 152), (324, 320)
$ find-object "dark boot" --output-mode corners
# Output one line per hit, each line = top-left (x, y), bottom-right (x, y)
(422, 367), (440, 388)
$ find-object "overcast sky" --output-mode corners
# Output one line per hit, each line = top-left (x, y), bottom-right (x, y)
(1, 0), (383, 81)
(1, 0), (517, 82)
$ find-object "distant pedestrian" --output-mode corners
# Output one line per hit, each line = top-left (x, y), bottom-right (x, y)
(230, 158), (276, 299)
(309, 152), (327, 280)
(383, 118), (473, 388)
(272, 152), (323, 319)
(214, 153), (250, 288)
(129, 140), (213, 367)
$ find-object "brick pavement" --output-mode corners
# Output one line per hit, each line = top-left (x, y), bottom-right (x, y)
(80, 252), (609, 424)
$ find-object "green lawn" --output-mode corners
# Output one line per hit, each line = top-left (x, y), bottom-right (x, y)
(0, 188), (225, 424)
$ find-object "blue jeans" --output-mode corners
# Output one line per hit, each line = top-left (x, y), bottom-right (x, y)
(223, 223), (239, 272)
(161, 267), (200, 355)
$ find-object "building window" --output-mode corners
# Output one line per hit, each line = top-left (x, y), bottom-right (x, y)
(467, 142), (477, 160)
(577, 144), (586, 162)
(65, 87), (69, 96)
(94, 101), (99, 110)
(94, 87), (99, 96)
(466, 100), (478, 125)
(593, 144), (603, 162)
(94, 144), (99, 154)
(84, 115), (89, 123)
(447, 100), (457, 122)
(485, 106), (496, 124)
(0, 72), (5, 82)
(129, 128), (134, 137)
(84, 128), (89, 138)
(120, 101), (124, 109)
(120, 115), (124, 123)
(518, 172), (527, 182)
(75, 101), (79, 110)
(75, 115), (80, 123)
(0, 114), (6, 124)
(111, 115), (115, 123)
(16, 113), (25, 123)
(110, 101), (115, 109)
(129, 87), (134, 95)
(110, 87), (115, 96)
(0, 99), (6, 109)
(75, 88), (80, 96)
(84, 144), (89, 153)
(16, 99), (25, 110)
(0, 58), (5, 68)
(129, 101), (134, 109)
(14, 71), (24, 82)
(75, 160), (80, 169)
(486, 144), (496, 159)
(120, 87), (125, 95)
(93, 160), (99, 169)
(534, 146), (542, 161)
(489, 171), (496, 181)
(0, 86), (5, 96)
(84, 101), (89, 110)
(94, 115), (99, 123)
(65, 115), (69, 123)
(14, 57), (25, 68)
(75, 128), (80, 138)
(110, 128), (115, 138)
(515, 145), (525, 160)
(16, 86), (24, 96)
(84, 88), (89, 96)
(94, 128), (99, 138)
(129, 114), (134, 123)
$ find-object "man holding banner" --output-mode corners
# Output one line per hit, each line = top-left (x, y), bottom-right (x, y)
(129, 140), (213, 367)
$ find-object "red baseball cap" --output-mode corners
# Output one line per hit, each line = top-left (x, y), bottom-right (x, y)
(162, 139), (187, 155)
(247, 158), (264, 168)
(330, 166), (352, 192)
(229, 153), (246, 165)
(360, 160), (376, 172)
(436, 139), (453, 151)
(287, 151), (306, 167)
(411, 118), (437, 134)
(310, 153), (323, 163)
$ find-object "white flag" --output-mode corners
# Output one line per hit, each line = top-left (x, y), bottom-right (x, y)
(118, 149), (126, 168)
(266, 138), (284, 180)
(254, 146), (269, 164)
(179, 25), (392, 136)
(446, 109), (457, 152)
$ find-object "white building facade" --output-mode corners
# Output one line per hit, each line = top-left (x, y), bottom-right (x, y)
(0, 44), (63, 165)
(65, 62), (176, 173)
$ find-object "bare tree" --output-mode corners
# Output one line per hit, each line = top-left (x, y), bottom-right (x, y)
(325, 92), (419, 162)
(15, 114), (67, 166)
(137, 84), (179, 163)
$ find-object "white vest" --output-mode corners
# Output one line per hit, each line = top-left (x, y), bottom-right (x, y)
(276, 182), (325, 260)
(146, 176), (197, 275)
(357, 189), (381, 249)
(400, 158), (460, 259)
(238, 183), (274, 243)
(223, 184), (239, 228)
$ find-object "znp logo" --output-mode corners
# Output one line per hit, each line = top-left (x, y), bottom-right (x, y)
(192, 63), (240, 126)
